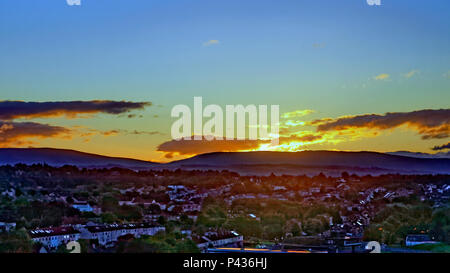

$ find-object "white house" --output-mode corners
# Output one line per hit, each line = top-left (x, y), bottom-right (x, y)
(195, 231), (244, 250)
(0, 222), (16, 232)
(79, 223), (165, 247)
(182, 202), (202, 212)
(29, 227), (81, 249)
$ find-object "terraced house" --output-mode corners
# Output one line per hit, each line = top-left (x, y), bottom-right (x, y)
(79, 223), (165, 247)
(29, 227), (81, 249)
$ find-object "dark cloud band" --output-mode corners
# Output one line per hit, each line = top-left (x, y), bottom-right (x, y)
(0, 100), (152, 120)
(156, 134), (322, 158)
(157, 136), (269, 158)
(432, 142), (450, 151)
(0, 121), (71, 147)
(315, 109), (450, 139)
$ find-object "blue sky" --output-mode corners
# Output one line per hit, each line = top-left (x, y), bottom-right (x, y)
(0, 0), (449, 161)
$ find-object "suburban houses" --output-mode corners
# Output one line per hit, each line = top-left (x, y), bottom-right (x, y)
(29, 223), (165, 249)
(1, 165), (448, 253)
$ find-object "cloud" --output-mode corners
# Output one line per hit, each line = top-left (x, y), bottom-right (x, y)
(314, 109), (450, 140)
(0, 124), (14, 133)
(156, 132), (327, 158)
(100, 130), (120, 136)
(157, 136), (269, 158)
(0, 121), (71, 147)
(78, 128), (163, 142)
(279, 109), (316, 134)
(0, 100), (160, 147)
(403, 70), (420, 78)
(432, 142), (450, 151)
(0, 123), (164, 145)
(0, 100), (151, 120)
(282, 109), (315, 119)
(203, 40), (220, 47)
(444, 71), (450, 79)
(374, 73), (390, 80)
(279, 134), (322, 143)
(129, 130), (162, 136)
(125, 114), (144, 119)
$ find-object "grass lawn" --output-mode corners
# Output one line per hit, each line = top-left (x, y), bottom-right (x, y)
(410, 243), (450, 253)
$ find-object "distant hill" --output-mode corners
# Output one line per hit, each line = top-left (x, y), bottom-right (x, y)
(168, 151), (450, 175)
(0, 148), (158, 169)
(387, 151), (450, 159)
(0, 148), (449, 176)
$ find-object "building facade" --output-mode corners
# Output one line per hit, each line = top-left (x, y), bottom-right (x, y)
(79, 223), (165, 246)
(29, 227), (81, 249)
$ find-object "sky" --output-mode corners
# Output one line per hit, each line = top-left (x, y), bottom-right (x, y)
(0, 0), (449, 162)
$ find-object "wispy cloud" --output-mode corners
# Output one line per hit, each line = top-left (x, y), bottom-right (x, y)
(282, 109), (315, 119)
(279, 134), (322, 143)
(203, 40), (220, 47)
(79, 128), (163, 141)
(374, 73), (390, 80)
(403, 70), (420, 78)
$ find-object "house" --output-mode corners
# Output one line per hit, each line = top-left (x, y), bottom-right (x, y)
(118, 198), (136, 206)
(337, 178), (347, 183)
(185, 211), (199, 221)
(396, 188), (414, 197)
(29, 227), (81, 249)
(92, 206), (102, 215)
(147, 200), (166, 210)
(194, 230), (244, 250)
(182, 202), (202, 212)
(1, 188), (15, 198)
(273, 186), (287, 191)
(167, 205), (175, 212)
(72, 201), (93, 212)
(0, 222), (16, 232)
(167, 185), (186, 191)
(405, 234), (437, 247)
(383, 192), (394, 199)
(79, 223), (165, 247)
(337, 184), (350, 191)
(181, 230), (192, 237)
(298, 191), (311, 197)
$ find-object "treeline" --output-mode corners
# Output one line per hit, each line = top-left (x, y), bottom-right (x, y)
(1, 164), (449, 191)
(194, 197), (341, 240)
(363, 205), (450, 245)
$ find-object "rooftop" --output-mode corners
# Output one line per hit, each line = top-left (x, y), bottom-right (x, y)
(86, 223), (162, 233)
(29, 226), (80, 238)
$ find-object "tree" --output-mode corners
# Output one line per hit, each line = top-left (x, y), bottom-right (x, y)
(341, 172), (349, 180)
(157, 215), (166, 225)
(101, 212), (118, 224)
(0, 228), (33, 253)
